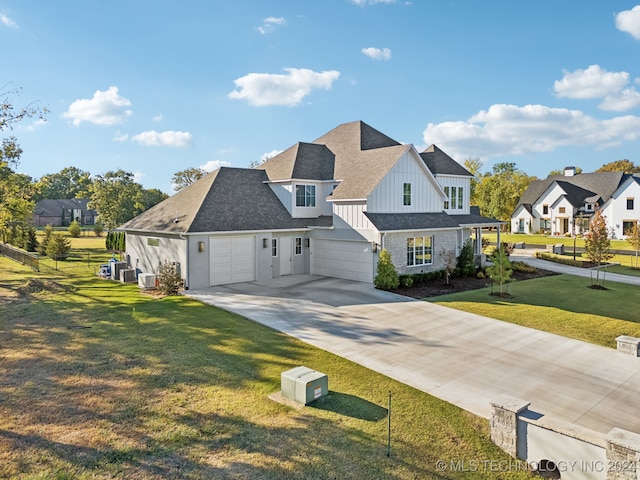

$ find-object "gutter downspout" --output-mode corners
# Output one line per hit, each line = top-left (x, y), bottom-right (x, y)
(179, 231), (189, 290)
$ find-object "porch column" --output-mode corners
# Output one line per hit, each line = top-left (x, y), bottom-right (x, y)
(475, 227), (482, 255)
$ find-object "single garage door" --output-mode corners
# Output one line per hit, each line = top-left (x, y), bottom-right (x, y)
(210, 236), (256, 286)
(311, 239), (373, 283)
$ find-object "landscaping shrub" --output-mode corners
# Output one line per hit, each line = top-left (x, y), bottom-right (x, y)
(399, 275), (414, 289)
(156, 260), (183, 295)
(534, 252), (582, 267)
(374, 249), (399, 290)
(68, 220), (82, 237)
(511, 261), (536, 273)
(457, 239), (476, 276)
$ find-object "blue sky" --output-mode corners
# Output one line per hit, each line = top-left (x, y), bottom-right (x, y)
(3, 1), (640, 193)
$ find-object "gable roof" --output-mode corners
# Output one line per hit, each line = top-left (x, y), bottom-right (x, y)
(516, 171), (625, 212)
(420, 145), (472, 177)
(121, 167), (331, 233)
(311, 120), (413, 200)
(34, 198), (96, 216)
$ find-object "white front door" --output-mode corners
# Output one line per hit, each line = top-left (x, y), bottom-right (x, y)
(279, 236), (292, 275)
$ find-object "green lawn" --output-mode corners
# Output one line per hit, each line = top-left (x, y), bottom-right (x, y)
(0, 255), (529, 479)
(429, 274), (640, 348)
(483, 232), (633, 251)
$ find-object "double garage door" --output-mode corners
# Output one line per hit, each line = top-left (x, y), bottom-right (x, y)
(210, 236), (255, 286)
(311, 239), (373, 283)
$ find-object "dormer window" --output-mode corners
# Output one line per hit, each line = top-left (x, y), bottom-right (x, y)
(295, 185), (316, 207)
(586, 204), (593, 211)
(403, 183), (411, 206)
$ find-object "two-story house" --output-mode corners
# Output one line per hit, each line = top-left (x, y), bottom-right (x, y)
(121, 121), (501, 289)
(512, 166), (640, 238)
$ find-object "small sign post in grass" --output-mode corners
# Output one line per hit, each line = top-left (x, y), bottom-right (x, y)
(387, 391), (392, 457)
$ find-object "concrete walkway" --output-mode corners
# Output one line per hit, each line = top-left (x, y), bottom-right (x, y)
(186, 264), (640, 436)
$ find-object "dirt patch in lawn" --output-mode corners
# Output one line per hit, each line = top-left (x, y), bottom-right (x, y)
(392, 268), (558, 299)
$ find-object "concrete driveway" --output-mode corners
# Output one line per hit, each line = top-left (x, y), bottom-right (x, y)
(186, 275), (640, 435)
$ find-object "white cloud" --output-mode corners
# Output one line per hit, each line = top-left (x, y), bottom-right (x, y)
(258, 16), (286, 34)
(422, 104), (640, 159)
(199, 160), (231, 172)
(228, 68), (340, 107)
(133, 171), (144, 184)
(152, 113), (163, 122)
(62, 86), (132, 126)
(0, 12), (17, 28)
(553, 65), (640, 112)
(554, 65), (629, 99)
(261, 149), (282, 162)
(361, 47), (391, 61)
(131, 130), (193, 148)
(616, 5), (640, 40)
(113, 131), (129, 142)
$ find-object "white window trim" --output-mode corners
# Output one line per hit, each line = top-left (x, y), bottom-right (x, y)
(407, 236), (433, 267)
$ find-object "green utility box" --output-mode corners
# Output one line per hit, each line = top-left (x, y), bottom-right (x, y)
(281, 366), (328, 405)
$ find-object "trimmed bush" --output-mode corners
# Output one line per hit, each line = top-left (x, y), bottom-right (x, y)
(68, 220), (82, 237)
(156, 260), (183, 295)
(374, 249), (399, 290)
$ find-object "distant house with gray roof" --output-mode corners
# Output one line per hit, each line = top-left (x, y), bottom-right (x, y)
(511, 166), (640, 238)
(32, 198), (96, 227)
(121, 121), (502, 289)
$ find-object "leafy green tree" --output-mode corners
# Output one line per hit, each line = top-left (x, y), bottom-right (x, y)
(474, 162), (537, 225)
(596, 159), (640, 173)
(88, 170), (144, 229)
(374, 249), (399, 290)
(68, 220), (82, 237)
(171, 167), (205, 192)
(139, 188), (168, 210)
(584, 209), (613, 286)
(463, 158), (482, 206)
(625, 221), (640, 269)
(93, 221), (104, 237)
(46, 232), (71, 260)
(0, 87), (47, 242)
(35, 166), (92, 201)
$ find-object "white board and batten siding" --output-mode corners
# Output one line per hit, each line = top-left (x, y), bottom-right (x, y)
(209, 236), (256, 286)
(332, 202), (375, 231)
(368, 150), (444, 213)
(311, 239), (373, 283)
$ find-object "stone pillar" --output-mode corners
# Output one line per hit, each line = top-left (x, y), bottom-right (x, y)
(490, 395), (530, 458)
(615, 336), (640, 357)
(606, 428), (640, 480)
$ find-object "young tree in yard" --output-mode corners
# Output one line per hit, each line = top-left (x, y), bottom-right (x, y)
(68, 220), (82, 237)
(46, 232), (71, 260)
(625, 221), (640, 269)
(374, 249), (399, 290)
(583, 209), (613, 286)
(486, 246), (512, 295)
(440, 247), (456, 285)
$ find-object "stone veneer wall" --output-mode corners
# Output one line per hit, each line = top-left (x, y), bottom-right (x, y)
(382, 229), (458, 276)
(491, 395), (640, 480)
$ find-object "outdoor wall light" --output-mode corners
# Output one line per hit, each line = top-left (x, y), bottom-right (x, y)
(263, 238), (269, 248)
(198, 241), (205, 253)
(372, 242), (378, 253)
(304, 238), (310, 248)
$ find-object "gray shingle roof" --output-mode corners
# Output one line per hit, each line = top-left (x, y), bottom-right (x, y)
(34, 198), (96, 216)
(121, 167), (332, 233)
(312, 121), (411, 200)
(258, 142), (335, 181)
(515, 171), (625, 213)
(420, 145), (472, 177)
(364, 207), (502, 232)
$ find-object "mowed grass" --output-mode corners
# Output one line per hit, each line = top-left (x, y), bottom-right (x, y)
(0, 255), (530, 480)
(429, 274), (640, 348)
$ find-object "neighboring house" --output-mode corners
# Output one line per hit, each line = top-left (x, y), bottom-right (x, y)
(512, 166), (640, 238)
(121, 121), (502, 289)
(32, 198), (97, 227)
